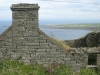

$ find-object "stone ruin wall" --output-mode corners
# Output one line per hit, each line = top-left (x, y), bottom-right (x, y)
(65, 31), (100, 67)
(0, 3), (100, 72)
(0, 3), (81, 72)
(69, 47), (100, 67)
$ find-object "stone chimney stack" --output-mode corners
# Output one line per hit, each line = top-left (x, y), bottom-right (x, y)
(10, 3), (40, 45)
(11, 3), (40, 29)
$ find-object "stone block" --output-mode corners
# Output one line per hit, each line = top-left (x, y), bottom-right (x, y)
(22, 59), (31, 63)
(30, 54), (38, 58)
(17, 46), (28, 49)
(46, 55), (58, 58)
(40, 43), (48, 46)
(4, 38), (12, 42)
(27, 43), (39, 46)
(46, 49), (56, 52)
(63, 58), (71, 61)
(39, 40), (47, 43)
(5, 54), (11, 58)
(0, 53), (4, 58)
(50, 52), (61, 55)
(22, 56), (31, 60)
(4, 42), (12, 46)
(35, 53), (40, 55)
(59, 54), (66, 58)
(7, 51), (14, 55)
(36, 49), (46, 52)
(28, 46), (39, 49)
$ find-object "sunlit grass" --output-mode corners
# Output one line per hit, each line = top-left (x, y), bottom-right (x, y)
(50, 32), (70, 51)
(53, 38), (70, 51)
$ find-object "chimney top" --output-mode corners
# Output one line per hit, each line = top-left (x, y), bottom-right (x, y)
(11, 3), (40, 11)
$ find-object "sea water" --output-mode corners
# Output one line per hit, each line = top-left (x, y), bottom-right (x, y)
(0, 26), (90, 40)
(0, 21), (91, 40)
(40, 28), (91, 40)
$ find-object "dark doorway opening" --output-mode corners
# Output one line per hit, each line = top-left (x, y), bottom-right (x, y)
(88, 53), (97, 65)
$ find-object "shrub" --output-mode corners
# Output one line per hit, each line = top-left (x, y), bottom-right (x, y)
(80, 68), (97, 75)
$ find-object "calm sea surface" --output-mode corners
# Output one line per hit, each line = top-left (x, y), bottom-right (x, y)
(0, 26), (91, 40)
(40, 28), (91, 40)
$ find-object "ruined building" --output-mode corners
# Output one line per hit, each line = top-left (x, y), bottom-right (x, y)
(0, 3), (100, 72)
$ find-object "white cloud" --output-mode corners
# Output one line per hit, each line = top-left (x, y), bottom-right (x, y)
(0, 10), (12, 20)
(0, 0), (100, 23)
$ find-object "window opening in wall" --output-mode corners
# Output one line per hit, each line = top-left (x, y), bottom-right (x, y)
(88, 53), (97, 65)
(72, 53), (74, 56)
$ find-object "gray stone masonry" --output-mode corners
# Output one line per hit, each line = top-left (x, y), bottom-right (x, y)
(0, 3), (80, 72)
(0, 3), (100, 73)
(97, 54), (100, 65)
(69, 47), (100, 68)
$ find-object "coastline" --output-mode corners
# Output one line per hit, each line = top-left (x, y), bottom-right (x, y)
(40, 24), (100, 31)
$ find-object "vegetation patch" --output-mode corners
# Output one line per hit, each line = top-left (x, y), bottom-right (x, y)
(80, 68), (97, 75)
(0, 59), (100, 75)
(50, 33), (70, 51)
(0, 59), (73, 75)
(53, 38), (70, 51)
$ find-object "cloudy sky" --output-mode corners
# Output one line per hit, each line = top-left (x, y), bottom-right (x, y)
(0, 0), (100, 25)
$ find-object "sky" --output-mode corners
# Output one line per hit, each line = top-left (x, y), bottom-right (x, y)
(0, 0), (100, 25)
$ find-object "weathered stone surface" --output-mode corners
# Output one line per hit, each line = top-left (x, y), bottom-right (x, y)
(86, 32), (99, 47)
(69, 47), (100, 68)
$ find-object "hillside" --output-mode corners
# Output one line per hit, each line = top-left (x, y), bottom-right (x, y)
(64, 31), (100, 47)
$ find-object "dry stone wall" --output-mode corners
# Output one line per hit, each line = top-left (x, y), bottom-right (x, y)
(0, 3), (80, 72)
(1, 3), (99, 72)
(69, 47), (100, 68)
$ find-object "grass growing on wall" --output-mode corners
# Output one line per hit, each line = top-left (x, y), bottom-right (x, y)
(53, 38), (70, 51)
(50, 32), (70, 51)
